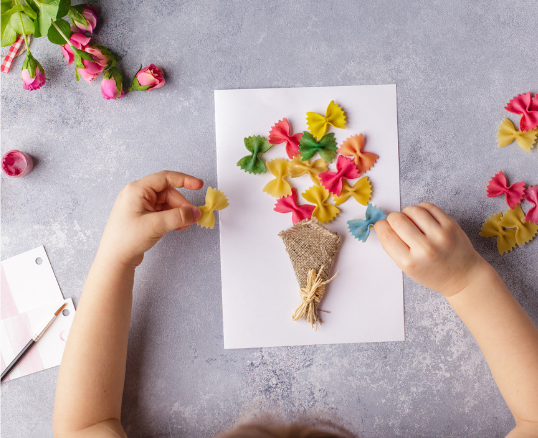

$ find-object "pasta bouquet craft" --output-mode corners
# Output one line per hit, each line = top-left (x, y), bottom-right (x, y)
(236, 100), (383, 328)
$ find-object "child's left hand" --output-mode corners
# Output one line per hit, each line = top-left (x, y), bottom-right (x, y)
(97, 170), (204, 267)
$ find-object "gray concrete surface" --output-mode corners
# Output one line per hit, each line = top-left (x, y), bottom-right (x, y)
(2, 1), (538, 436)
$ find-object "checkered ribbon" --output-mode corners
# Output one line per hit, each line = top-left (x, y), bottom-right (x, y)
(1, 36), (25, 74)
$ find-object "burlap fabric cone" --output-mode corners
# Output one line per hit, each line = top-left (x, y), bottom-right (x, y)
(278, 218), (341, 328)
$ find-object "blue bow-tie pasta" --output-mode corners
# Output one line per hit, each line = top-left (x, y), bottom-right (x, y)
(347, 204), (387, 242)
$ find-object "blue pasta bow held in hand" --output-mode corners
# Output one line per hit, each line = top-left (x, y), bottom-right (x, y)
(347, 203), (387, 242)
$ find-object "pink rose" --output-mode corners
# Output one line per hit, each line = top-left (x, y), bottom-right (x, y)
(85, 46), (110, 69)
(78, 56), (105, 82)
(61, 33), (91, 64)
(101, 77), (124, 100)
(22, 68), (46, 91)
(73, 6), (98, 34)
(130, 64), (165, 91)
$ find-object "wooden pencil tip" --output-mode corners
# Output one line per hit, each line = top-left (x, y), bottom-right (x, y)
(54, 302), (67, 316)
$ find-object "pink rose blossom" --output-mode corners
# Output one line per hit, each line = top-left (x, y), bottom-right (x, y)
(101, 77), (124, 100)
(73, 6), (98, 34)
(21, 68), (46, 91)
(85, 46), (110, 68)
(136, 64), (165, 90)
(61, 33), (91, 64)
(78, 56), (105, 82)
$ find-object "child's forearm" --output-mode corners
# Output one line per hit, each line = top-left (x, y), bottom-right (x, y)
(53, 251), (134, 438)
(446, 259), (538, 430)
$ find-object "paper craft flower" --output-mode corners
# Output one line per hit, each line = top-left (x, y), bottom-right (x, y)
(497, 118), (538, 152)
(499, 205), (538, 246)
(504, 93), (538, 132)
(289, 155), (328, 184)
(333, 176), (372, 206)
(318, 155), (360, 196)
(338, 134), (379, 173)
(306, 101), (347, 140)
(486, 171), (526, 210)
(524, 186), (538, 224)
(302, 185), (339, 223)
(197, 187), (229, 229)
(268, 118), (303, 159)
(237, 135), (272, 174)
(263, 159), (292, 198)
(274, 188), (315, 224)
(347, 204), (387, 242)
(479, 213), (517, 255)
(299, 132), (337, 163)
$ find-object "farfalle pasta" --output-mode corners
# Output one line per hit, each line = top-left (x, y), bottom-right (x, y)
(197, 187), (229, 229)
(486, 171), (526, 209)
(499, 205), (538, 246)
(288, 155), (328, 184)
(306, 100), (346, 140)
(497, 118), (538, 152)
(237, 135), (272, 174)
(274, 188), (315, 224)
(337, 134), (379, 173)
(318, 155), (360, 196)
(299, 131), (337, 163)
(479, 212), (517, 255)
(504, 92), (538, 132)
(268, 118), (303, 159)
(347, 204), (387, 242)
(263, 159), (292, 198)
(302, 185), (339, 223)
(524, 186), (538, 224)
(333, 176), (372, 206)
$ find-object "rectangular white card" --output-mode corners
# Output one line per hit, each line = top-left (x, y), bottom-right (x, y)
(215, 85), (404, 349)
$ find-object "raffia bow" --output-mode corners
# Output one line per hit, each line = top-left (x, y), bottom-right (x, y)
(292, 266), (339, 329)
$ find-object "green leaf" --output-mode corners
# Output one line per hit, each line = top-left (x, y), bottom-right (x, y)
(56, 0), (70, 19)
(25, 0), (39, 14)
(9, 12), (34, 35)
(299, 132), (337, 163)
(47, 17), (70, 44)
(237, 136), (272, 174)
(22, 5), (37, 20)
(3, 4), (24, 14)
(1, 0), (14, 14)
(35, 0), (70, 36)
(1, 12), (17, 46)
(67, 6), (86, 28)
(33, 13), (41, 37)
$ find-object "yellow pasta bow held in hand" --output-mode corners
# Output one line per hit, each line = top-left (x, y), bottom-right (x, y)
(302, 185), (339, 223)
(479, 212), (517, 255)
(497, 118), (538, 152)
(306, 101), (347, 140)
(263, 159), (292, 198)
(197, 187), (229, 229)
(499, 204), (538, 246)
(289, 155), (328, 185)
(333, 176), (372, 206)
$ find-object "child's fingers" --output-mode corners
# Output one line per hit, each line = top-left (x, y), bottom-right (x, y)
(401, 205), (442, 235)
(416, 202), (455, 228)
(386, 211), (428, 247)
(163, 187), (194, 209)
(139, 171), (204, 193)
(374, 220), (410, 262)
(150, 206), (202, 236)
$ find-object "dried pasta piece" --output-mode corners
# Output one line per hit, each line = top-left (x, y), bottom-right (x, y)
(486, 171), (526, 209)
(237, 135), (272, 174)
(306, 101), (347, 140)
(499, 205), (538, 246)
(289, 155), (328, 184)
(197, 187), (229, 229)
(302, 185), (339, 223)
(333, 176), (372, 206)
(299, 132), (337, 163)
(338, 134), (379, 173)
(268, 118), (303, 159)
(263, 159), (292, 198)
(504, 92), (538, 132)
(318, 155), (360, 196)
(274, 188), (315, 224)
(347, 204), (387, 242)
(479, 213), (517, 255)
(524, 186), (538, 224)
(497, 118), (538, 152)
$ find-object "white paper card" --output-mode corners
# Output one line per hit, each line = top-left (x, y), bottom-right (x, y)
(215, 85), (404, 349)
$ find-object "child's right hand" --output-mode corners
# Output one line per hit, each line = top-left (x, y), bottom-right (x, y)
(374, 202), (485, 297)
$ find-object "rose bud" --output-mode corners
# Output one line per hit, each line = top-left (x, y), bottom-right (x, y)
(101, 67), (125, 100)
(21, 53), (46, 91)
(61, 33), (91, 65)
(129, 64), (165, 91)
(72, 5), (98, 34)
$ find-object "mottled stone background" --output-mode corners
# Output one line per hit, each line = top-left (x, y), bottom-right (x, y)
(2, 1), (537, 437)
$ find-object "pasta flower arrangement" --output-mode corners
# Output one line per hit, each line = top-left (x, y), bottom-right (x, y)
(1, 1), (165, 99)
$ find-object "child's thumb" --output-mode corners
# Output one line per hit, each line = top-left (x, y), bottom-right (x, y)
(155, 206), (201, 234)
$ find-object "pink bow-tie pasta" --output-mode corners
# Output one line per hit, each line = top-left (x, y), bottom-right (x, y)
(504, 93), (538, 132)
(524, 186), (538, 224)
(486, 171), (526, 210)
(274, 188), (315, 224)
(268, 118), (303, 159)
(318, 155), (360, 196)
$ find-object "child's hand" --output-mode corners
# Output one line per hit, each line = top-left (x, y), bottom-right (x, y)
(374, 202), (485, 297)
(98, 171), (204, 267)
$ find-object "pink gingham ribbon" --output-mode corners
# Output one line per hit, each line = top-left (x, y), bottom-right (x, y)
(1, 36), (25, 74)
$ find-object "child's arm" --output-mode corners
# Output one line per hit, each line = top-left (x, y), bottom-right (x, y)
(53, 171), (203, 438)
(374, 203), (538, 438)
